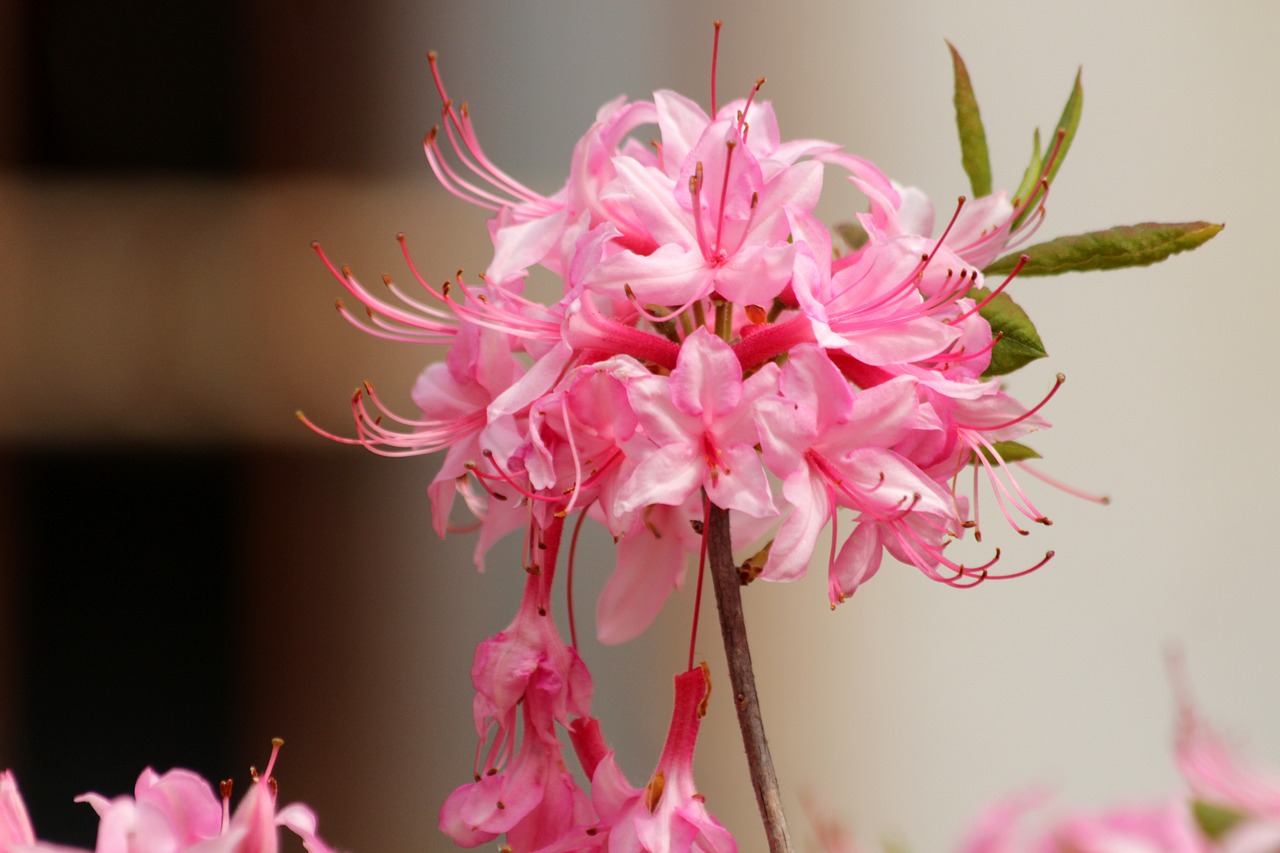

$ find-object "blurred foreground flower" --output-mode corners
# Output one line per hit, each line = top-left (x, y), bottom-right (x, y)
(1, 741), (337, 853)
(805, 678), (1278, 853)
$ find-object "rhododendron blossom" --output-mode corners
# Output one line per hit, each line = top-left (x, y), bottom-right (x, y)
(298, 22), (1220, 853)
(306, 42), (1064, 619)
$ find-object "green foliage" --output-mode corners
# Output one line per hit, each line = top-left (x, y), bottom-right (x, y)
(1012, 69), (1083, 231)
(1191, 800), (1247, 841)
(1011, 128), (1043, 214)
(968, 287), (1048, 376)
(948, 41), (993, 198)
(1044, 69), (1083, 190)
(985, 221), (1225, 276)
(835, 220), (870, 252)
(977, 440), (1042, 465)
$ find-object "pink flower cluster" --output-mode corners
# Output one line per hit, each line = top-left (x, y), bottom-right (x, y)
(306, 38), (1072, 853)
(0, 741), (336, 853)
(311, 53), (1060, 621)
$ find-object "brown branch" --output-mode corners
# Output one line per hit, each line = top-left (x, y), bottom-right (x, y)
(706, 504), (794, 853)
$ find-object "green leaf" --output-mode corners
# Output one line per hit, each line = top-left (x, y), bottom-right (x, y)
(948, 41), (992, 198)
(835, 220), (869, 251)
(975, 440), (1042, 465)
(1012, 69), (1083, 230)
(1191, 800), (1246, 841)
(1011, 128), (1043, 212)
(1044, 68), (1083, 188)
(969, 286), (1047, 376)
(985, 221), (1225, 277)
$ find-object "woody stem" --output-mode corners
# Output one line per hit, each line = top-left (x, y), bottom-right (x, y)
(706, 504), (794, 853)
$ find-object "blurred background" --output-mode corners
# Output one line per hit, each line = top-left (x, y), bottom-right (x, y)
(0, 0), (1275, 850)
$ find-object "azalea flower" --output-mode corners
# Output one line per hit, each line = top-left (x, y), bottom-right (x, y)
(585, 664), (736, 853)
(1, 744), (337, 853)
(613, 327), (778, 520)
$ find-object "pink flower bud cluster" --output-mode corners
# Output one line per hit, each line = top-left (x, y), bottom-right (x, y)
(0, 742), (337, 853)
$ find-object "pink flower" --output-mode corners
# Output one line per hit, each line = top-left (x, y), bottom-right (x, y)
(221, 741), (338, 853)
(1174, 677), (1280, 851)
(754, 344), (963, 601)
(583, 107), (823, 307)
(441, 519), (598, 850)
(0, 771), (35, 852)
(587, 664), (736, 853)
(959, 792), (1208, 853)
(46, 743), (339, 853)
(613, 327), (778, 520)
(1045, 800), (1208, 853)
(75, 767), (223, 852)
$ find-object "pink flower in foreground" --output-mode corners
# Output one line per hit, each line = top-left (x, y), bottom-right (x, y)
(0, 771), (35, 852)
(10, 742), (338, 853)
(75, 766), (223, 852)
(223, 741), (338, 853)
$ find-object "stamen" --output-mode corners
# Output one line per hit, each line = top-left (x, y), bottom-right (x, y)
(948, 255), (1030, 326)
(262, 738), (284, 781)
(395, 234), (562, 343)
(426, 52), (552, 211)
(957, 373), (1065, 432)
(689, 494), (711, 672)
(714, 140), (737, 255)
(985, 550), (1054, 581)
(476, 450), (576, 513)
(971, 461), (983, 542)
(738, 77), (766, 134)
(312, 241), (458, 345)
(725, 191), (761, 256)
(566, 508), (591, 649)
(463, 461), (509, 502)
(916, 196), (967, 279)
(1015, 461), (1111, 505)
(690, 162), (711, 258)
(710, 21), (722, 116)
(219, 779), (233, 832)
(623, 283), (708, 327)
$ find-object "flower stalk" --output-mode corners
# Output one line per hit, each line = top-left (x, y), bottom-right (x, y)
(707, 504), (794, 853)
